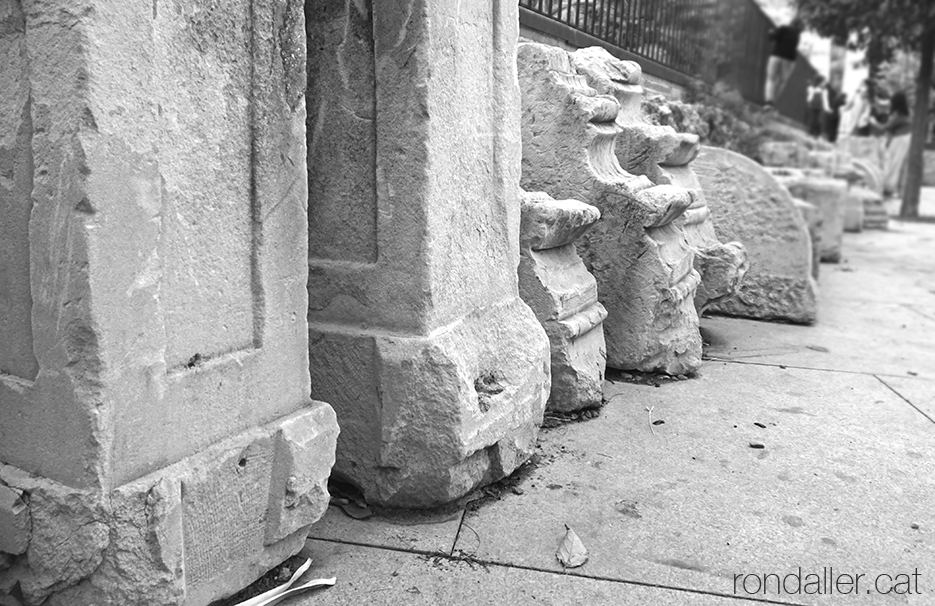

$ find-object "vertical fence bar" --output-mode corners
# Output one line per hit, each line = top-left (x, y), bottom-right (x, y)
(620, 0), (629, 47)
(635, 0), (644, 55)
(666, 0), (676, 70)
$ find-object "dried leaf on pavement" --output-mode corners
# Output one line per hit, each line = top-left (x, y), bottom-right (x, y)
(556, 525), (588, 568)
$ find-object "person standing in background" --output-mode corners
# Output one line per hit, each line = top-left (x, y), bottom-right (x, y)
(872, 91), (912, 199)
(764, 17), (801, 106)
(825, 85), (844, 143)
(806, 75), (830, 138)
(840, 80), (873, 139)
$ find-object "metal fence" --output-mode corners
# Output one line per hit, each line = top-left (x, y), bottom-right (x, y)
(519, 0), (818, 121)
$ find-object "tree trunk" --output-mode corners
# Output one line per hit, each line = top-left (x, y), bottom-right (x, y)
(900, 27), (934, 218)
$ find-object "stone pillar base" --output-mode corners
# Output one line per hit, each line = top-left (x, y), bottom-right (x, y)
(0, 403), (338, 606)
(310, 299), (550, 509)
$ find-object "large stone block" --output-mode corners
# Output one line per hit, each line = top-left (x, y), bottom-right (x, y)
(0, 1), (338, 603)
(0, 404), (337, 606)
(569, 47), (748, 315)
(518, 42), (702, 375)
(519, 190), (607, 412)
(768, 169), (848, 263)
(306, 1), (550, 508)
(694, 147), (818, 324)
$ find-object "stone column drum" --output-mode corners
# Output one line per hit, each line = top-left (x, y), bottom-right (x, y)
(518, 42), (702, 375)
(306, 1), (550, 508)
(519, 190), (607, 412)
(0, 2), (339, 605)
(793, 199), (822, 280)
(768, 169), (848, 263)
(568, 47), (748, 315)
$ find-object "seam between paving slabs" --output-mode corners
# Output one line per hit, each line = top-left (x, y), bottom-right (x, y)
(308, 537), (807, 606)
(449, 510), (466, 557)
(875, 375), (935, 425)
(704, 357), (929, 380)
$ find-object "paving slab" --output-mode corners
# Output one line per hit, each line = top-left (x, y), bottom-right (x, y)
(878, 376), (935, 423)
(818, 224), (935, 303)
(703, 222), (935, 380)
(452, 362), (935, 604)
(307, 504), (463, 555)
(296, 540), (769, 605)
(701, 310), (934, 380)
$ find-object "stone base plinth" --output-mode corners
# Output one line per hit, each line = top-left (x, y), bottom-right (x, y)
(0, 404), (338, 606)
(310, 298), (550, 509)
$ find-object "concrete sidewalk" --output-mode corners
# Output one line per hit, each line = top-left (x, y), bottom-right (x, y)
(291, 219), (935, 605)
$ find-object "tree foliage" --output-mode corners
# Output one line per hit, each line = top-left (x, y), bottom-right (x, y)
(795, 0), (935, 217)
(794, 0), (935, 50)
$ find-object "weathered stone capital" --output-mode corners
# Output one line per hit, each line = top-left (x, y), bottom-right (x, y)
(662, 132), (701, 167)
(520, 190), (601, 251)
(634, 184), (694, 227)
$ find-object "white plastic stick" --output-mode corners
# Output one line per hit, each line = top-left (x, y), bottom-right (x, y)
(235, 558), (313, 606)
(250, 577), (337, 606)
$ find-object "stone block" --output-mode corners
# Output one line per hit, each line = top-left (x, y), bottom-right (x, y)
(519, 190), (607, 412)
(851, 158), (883, 195)
(0, 484), (29, 555)
(844, 188), (866, 233)
(768, 170), (848, 263)
(518, 42), (702, 375)
(306, 1), (551, 507)
(853, 187), (889, 230)
(569, 47), (748, 315)
(0, 1), (339, 603)
(793, 199), (822, 280)
(760, 141), (809, 167)
(0, 404), (337, 606)
(694, 147), (818, 324)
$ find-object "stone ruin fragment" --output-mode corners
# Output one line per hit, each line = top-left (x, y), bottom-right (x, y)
(766, 169), (847, 263)
(851, 187), (889, 230)
(694, 147), (819, 324)
(305, 2), (551, 508)
(517, 42), (702, 375)
(760, 140), (888, 232)
(1, 1), (339, 604)
(518, 190), (607, 412)
(569, 47), (748, 315)
(793, 199), (823, 280)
